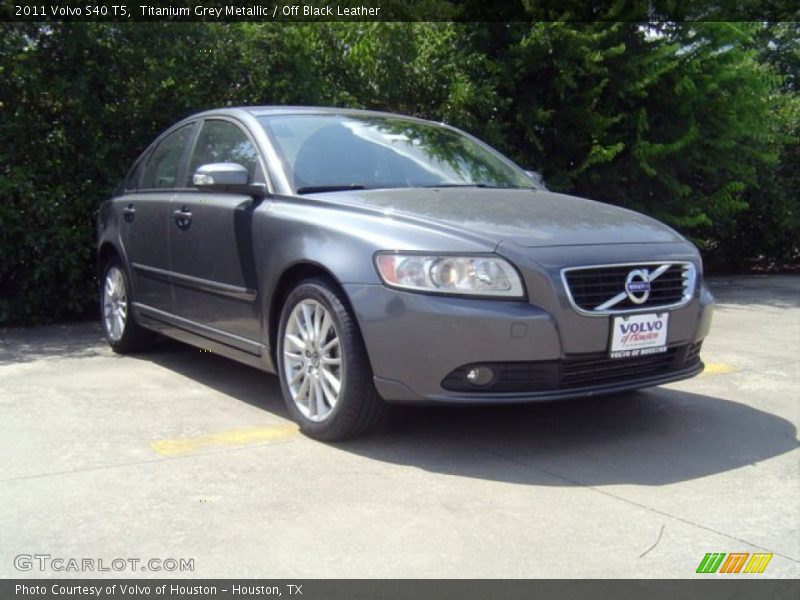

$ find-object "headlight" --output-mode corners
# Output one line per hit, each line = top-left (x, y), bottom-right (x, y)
(374, 253), (525, 298)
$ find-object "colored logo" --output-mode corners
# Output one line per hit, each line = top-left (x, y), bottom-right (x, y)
(696, 552), (773, 574)
(625, 269), (651, 304)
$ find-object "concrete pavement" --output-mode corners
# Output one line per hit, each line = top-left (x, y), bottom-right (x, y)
(0, 275), (797, 578)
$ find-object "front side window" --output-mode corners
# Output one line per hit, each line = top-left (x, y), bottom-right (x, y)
(258, 114), (534, 193)
(140, 124), (193, 190)
(186, 120), (260, 186)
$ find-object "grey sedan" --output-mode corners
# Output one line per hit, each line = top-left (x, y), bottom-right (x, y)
(97, 107), (714, 440)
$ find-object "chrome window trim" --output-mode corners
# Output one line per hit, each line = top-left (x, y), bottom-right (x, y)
(560, 261), (697, 317)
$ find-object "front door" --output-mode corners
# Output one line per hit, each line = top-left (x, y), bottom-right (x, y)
(167, 118), (264, 350)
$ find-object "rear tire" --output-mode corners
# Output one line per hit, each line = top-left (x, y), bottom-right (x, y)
(100, 258), (155, 354)
(276, 278), (388, 441)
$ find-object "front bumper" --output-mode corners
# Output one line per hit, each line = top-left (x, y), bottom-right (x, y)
(381, 357), (704, 404)
(344, 267), (714, 404)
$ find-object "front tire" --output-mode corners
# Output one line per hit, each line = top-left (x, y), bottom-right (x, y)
(100, 258), (154, 353)
(277, 278), (388, 441)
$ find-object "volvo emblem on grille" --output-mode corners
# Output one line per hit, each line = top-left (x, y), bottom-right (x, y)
(625, 269), (651, 304)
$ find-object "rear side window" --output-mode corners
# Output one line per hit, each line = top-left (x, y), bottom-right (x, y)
(140, 125), (193, 190)
(186, 120), (260, 186)
(124, 157), (146, 191)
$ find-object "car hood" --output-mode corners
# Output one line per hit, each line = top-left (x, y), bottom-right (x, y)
(315, 187), (684, 247)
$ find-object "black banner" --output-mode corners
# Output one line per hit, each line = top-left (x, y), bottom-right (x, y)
(3, 0), (800, 23)
(4, 579), (800, 600)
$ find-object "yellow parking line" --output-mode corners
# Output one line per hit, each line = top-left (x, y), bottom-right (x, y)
(702, 363), (737, 376)
(151, 423), (299, 456)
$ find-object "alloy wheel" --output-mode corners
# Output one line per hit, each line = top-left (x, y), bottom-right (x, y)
(282, 299), (343, 422)
(102, 266), (128, 342)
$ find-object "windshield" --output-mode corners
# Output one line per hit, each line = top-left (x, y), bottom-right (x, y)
(258, 114), (534, 194)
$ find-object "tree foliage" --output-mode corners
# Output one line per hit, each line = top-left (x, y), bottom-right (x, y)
(0, 21), (797, 324)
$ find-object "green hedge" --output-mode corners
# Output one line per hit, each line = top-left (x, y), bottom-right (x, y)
(1, 22), (797, 324)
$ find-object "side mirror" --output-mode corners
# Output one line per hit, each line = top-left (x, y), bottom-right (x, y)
(193, 163), (267, 197)
(524, 170), (548, 190)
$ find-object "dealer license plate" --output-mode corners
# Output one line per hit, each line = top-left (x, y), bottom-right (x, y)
(610, 313), (669, 359)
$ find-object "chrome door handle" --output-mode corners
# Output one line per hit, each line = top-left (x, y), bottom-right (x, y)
(173, 207), (192, 230)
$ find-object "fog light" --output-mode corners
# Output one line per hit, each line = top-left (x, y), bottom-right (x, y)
(465, 366), (494, 387)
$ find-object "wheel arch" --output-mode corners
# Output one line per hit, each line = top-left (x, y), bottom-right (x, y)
(267, 261), (353, 366)
(96, 241), (121, 274)
(96, 240), (137, 305)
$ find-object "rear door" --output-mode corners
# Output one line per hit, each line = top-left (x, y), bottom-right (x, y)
(167, 118), (265, 350)
(122, 123), (195, 313)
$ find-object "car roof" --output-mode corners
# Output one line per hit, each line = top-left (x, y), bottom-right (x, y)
(188, 106), (437, 123)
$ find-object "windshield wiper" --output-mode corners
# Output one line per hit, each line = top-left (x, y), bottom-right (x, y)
(419, 183), (488, 188)
(419, 183), (534, 190)
(296, 184), (366, 194)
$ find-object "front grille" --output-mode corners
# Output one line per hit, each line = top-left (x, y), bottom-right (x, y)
(442, 344), (701, 393)
(563, 263), (693, 313)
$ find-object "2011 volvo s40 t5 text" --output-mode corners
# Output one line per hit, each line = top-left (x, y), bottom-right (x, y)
(97, 107), (714, 440)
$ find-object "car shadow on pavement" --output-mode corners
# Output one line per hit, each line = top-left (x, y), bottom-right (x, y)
(0, 321), (109, 365)
(139, 339), (292, 420)
(143, 338), (798, 489)
(345, 392), (799, 487)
